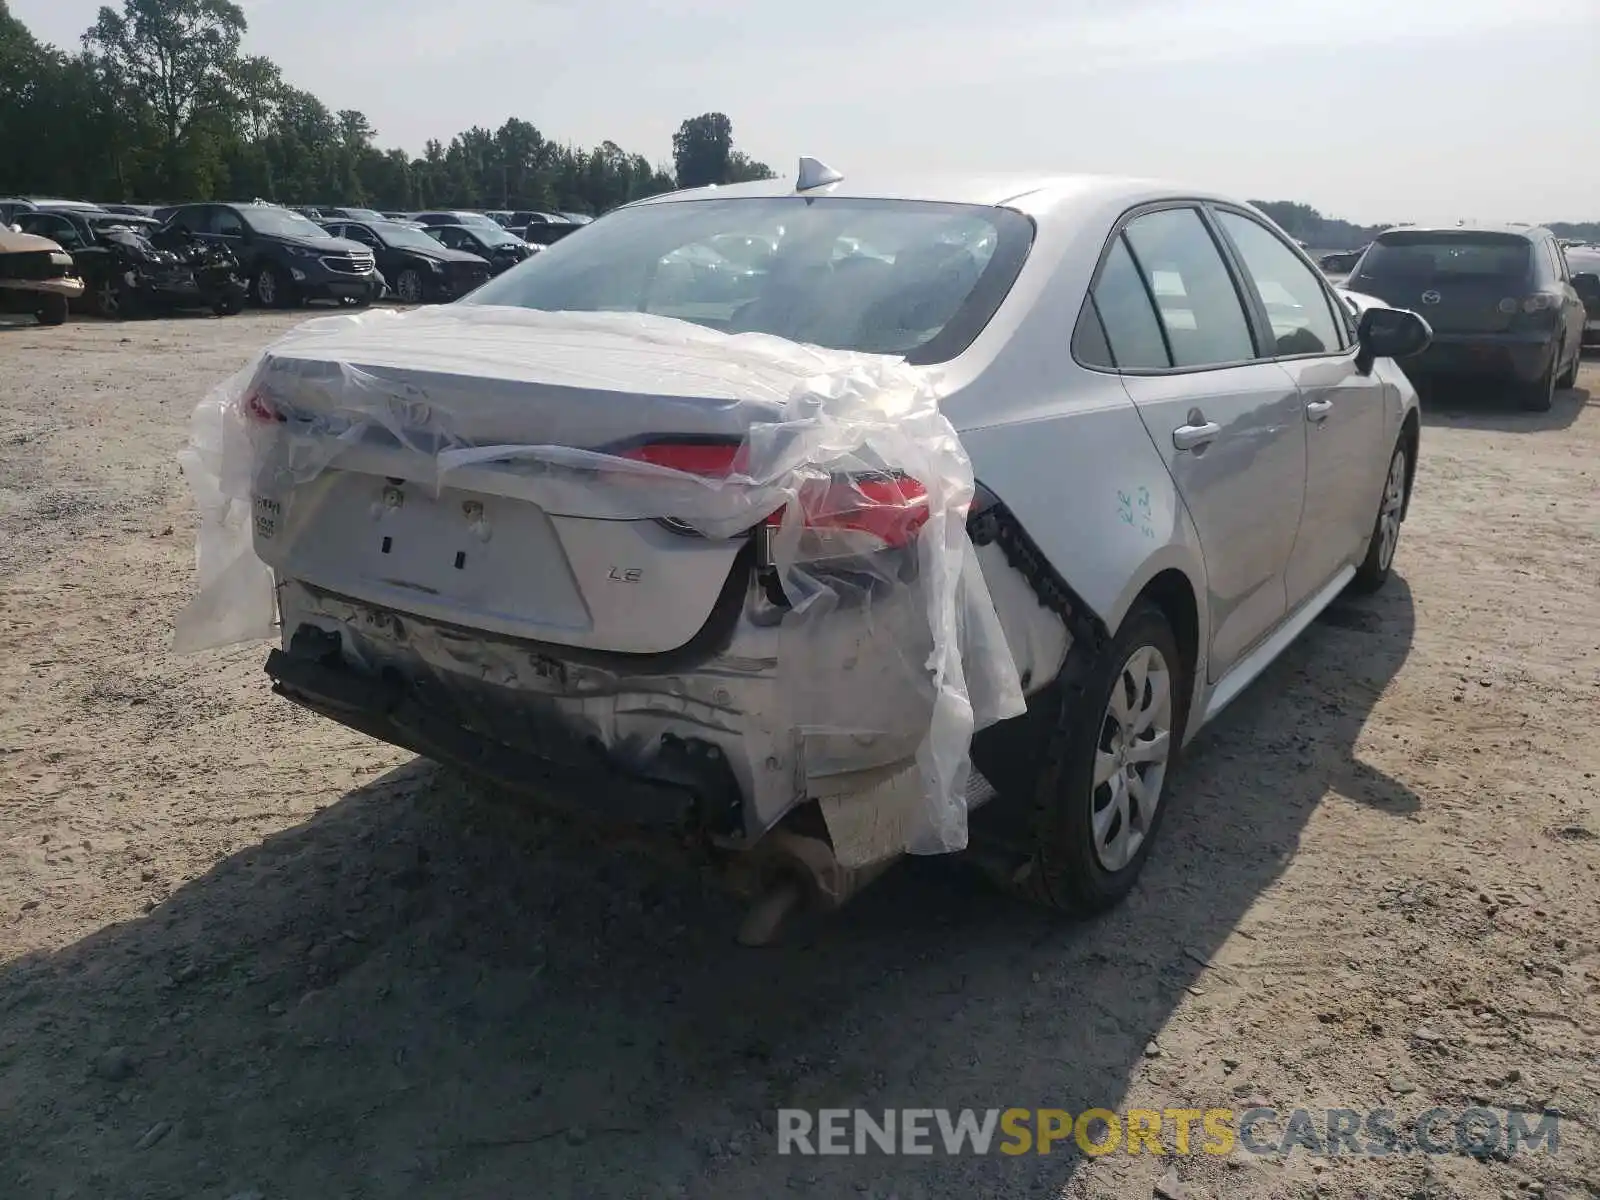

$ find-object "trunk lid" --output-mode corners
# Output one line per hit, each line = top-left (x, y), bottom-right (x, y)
(246, 308), (838, 656)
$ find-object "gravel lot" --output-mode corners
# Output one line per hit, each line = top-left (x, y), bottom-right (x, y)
(1, 310), (1597, 1200)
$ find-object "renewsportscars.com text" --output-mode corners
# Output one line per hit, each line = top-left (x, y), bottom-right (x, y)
(776, 1107), (1562, 1158)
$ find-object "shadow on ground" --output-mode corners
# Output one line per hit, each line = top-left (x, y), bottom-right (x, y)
(1419, 379), (1592, 433)
(0, 582), (1419, 1200)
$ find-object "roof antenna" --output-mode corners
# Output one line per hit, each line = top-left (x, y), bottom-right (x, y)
(796, 157), (843, 192)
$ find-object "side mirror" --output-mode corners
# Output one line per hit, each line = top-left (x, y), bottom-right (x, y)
(1356, 306), (1431, 374)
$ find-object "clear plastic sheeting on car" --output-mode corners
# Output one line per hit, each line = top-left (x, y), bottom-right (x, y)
(174, 305), (1025, 858)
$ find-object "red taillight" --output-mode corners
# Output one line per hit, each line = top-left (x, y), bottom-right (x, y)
(243, 392), (282, 423)
(619, 440), (743, 475)
(773, 473), (930, 549)
(617, 439), (930, 550)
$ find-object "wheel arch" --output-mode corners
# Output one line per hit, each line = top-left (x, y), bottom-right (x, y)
(1133, 567), (1200, 705)
(1105, 553), (1207, 738)
(1399, 405), (1420, 520)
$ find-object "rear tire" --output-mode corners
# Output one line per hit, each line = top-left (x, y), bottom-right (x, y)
(1351, 439), (1408, 594)
(1555, 341), (1578, 389)
(35, 293), (68, 326)
(1000, 602), (1188, 915)
(1518, 341), (1559, 411)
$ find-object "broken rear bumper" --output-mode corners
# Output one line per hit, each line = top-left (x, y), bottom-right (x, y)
(269, 576), (931, 845)
(266, 631), (741, 833)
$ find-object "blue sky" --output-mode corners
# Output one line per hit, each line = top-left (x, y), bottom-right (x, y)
(14, 0), (1600, 223)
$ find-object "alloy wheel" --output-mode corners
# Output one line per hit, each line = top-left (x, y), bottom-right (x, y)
(1377, 448), (1406, 572)
(257, 270), (276, 307)
(397, 270), (423, 304)
(1091, 644), (1173, 872)
(97, 280), (119, 317)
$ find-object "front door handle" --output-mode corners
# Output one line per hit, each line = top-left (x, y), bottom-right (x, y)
(1306, 399), (1333, 423)
(1172, 421), (1221, 451)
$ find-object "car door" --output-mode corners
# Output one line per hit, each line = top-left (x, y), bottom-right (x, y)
(1212, 207), (1388, 610)
(1087, 205), (1308, 681)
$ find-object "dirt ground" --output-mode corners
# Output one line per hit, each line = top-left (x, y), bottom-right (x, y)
(1, 310), (1596, 1200)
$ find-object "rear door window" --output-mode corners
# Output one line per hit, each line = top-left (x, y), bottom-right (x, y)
(1086, 237), (1170, 369)
(1546, 239), (1568, 283)
(1122, 208), (1257, 368)
(213, 207), (245, 238)
(1216, 210), (1346, 355)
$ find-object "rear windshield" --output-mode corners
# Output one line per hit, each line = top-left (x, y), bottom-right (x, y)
(1357, 233), (1532, 283)
(463, 197), (1035, 363)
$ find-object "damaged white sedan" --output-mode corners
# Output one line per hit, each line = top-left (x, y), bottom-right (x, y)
(177, 163), (1431, 936)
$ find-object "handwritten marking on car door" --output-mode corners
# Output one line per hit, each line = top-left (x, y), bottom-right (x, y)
(1117, 487), (1157, 539)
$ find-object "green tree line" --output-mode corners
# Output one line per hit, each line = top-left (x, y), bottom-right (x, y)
(1253, 199), (1600, 250)
(0, 0), (774, 213)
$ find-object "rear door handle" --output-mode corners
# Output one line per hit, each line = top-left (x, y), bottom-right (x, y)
(1305, 399), (1333, 423)
(1172, 421), (1221, 451)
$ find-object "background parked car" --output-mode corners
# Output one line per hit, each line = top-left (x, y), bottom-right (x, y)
(14, 205), (237, 318)
(1348, 224), (1584, 409)
(0, 224), (84, 324)
(424, 222), (538, 274)
(321, 218), (492, 303)
(317, 206), (387, 223)
(162, 202), (383, 308)
(100, 203), (158, 218)
(1561, 243), (1600, 347)
(508, 211), (583, 246)
(1318, 246), (1367, 275)
(411, 210), (518, 235)
(1, 198), (39, 224)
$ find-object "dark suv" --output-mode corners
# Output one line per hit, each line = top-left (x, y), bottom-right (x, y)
(321, 219), (492, 303)
(1562, 244), (1600, 348)
(162, 202), (383, 308)
(1348, 225), (1585, 410)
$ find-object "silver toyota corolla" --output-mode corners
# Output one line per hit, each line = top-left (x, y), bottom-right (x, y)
(228, 164), (1431, 933)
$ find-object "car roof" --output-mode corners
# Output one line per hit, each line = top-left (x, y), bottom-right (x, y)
(621, 170), (1264, 228)
(1375, 223), (1550, 240)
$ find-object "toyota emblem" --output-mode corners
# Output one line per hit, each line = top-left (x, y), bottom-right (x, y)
(1420, 290), (1441, 305)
